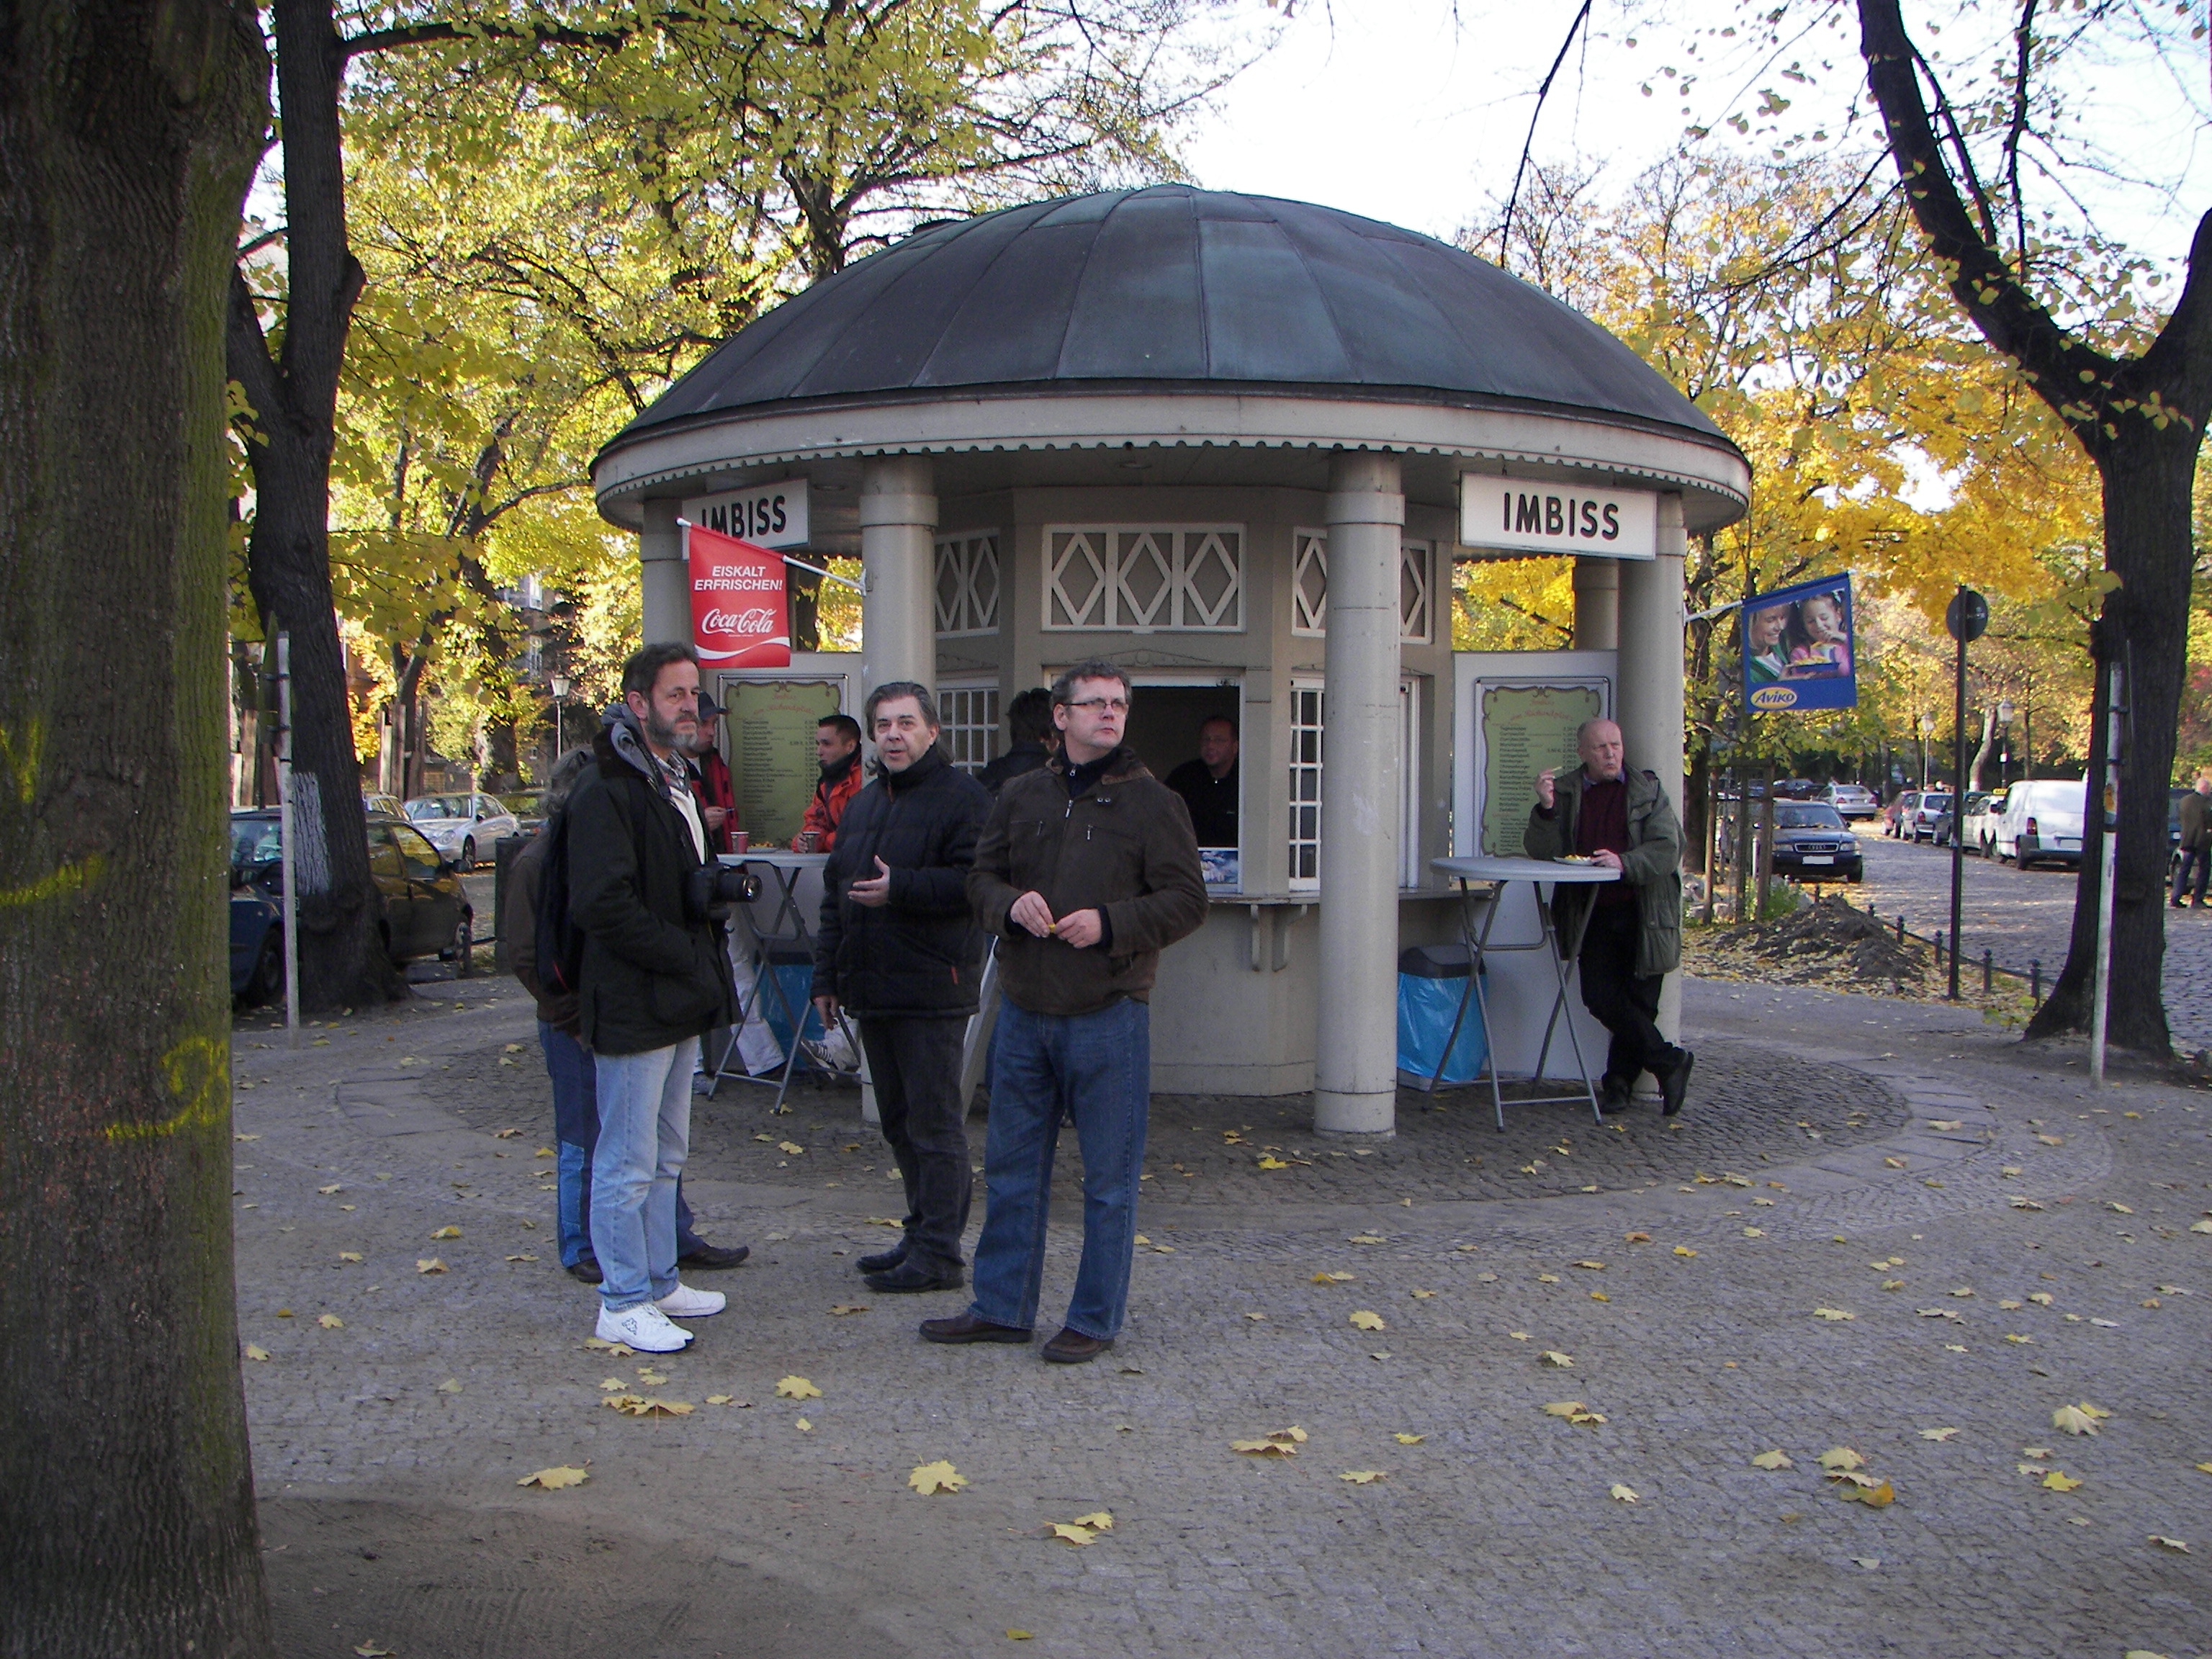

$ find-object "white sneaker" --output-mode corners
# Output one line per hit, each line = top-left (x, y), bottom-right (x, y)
(596, 1300), (693, 1352)
(656, 1282), (727, 1318)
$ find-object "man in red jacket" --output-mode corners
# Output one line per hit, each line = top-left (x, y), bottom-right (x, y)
(793, 713), (864, 851)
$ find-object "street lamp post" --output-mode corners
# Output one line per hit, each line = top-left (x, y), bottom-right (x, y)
(549, 673), (570, 759)
(1944, 589), (1990, 1002)
(1917, 713), (1936, 791)
(1996, 698), (2015, 788)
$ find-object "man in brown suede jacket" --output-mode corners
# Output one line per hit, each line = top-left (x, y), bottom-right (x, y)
(921, 661), (1207, 1364)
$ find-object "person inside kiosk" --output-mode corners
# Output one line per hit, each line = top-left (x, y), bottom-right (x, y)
(1163, 716), (1238, 850)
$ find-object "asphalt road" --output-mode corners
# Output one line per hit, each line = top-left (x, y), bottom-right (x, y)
(1847, 830), (2211, 1055)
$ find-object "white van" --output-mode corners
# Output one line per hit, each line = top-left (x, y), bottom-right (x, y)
(1995, 778), (2089, 868)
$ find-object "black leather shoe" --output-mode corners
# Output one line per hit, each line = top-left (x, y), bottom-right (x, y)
(1598, 1079), (1633, 1115)
(857, 1244), (908, 1274)
(1660, 1051), (1696, 1118)
(866, 1259), (964, 1294)
(920, 1310), (1030, 1344)
(678, 1241), (750, 1271)
(1041, 1327), (1113, 1364)
(565, 1259), (604, 1285)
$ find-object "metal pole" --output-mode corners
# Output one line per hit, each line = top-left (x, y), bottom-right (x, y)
(1948, 622), (1967, 999)
(2090, 654), (2126, 1086)
(275, 629), (300, 1048)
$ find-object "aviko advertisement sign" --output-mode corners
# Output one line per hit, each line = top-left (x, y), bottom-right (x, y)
(1460, 476), (1658, 559)
(685, 522), (791, 670)
(680, 477), (809, 550)
(1740, 572), (1858, 712)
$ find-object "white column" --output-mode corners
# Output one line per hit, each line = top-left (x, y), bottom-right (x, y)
(640, 498), (689, 645)
(1315, 452), (1405, 1136)
(859, 455), (938, 703)
(1572, 556), (1619, 651)
(1617, 495), (1688, 1053)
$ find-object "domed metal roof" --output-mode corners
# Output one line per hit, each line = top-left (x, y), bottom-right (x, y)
(606, 186), (1731, 451)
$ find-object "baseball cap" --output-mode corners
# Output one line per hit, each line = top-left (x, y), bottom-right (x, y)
(694, 690), (724, 720)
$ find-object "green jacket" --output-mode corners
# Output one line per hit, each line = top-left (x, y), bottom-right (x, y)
(1523, 765), (1683, 976)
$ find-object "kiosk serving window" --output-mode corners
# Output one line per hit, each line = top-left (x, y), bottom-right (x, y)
(1123, 677), (1243, 891)
(1285, 675), (1425, 893)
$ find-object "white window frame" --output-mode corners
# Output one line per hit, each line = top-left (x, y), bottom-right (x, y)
(1287, 678), (1324, 892)
(935, 680), (1001, 776)
(933, 533), (1000, 637)
(1042, 524), (1244, 632)
(1286, 529), (1434, 644)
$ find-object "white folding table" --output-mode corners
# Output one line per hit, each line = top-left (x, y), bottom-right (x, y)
(702, 849), (851, 1112)
(1426, 855), (1622, 1131)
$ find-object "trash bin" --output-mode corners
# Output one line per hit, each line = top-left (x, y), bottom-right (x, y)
(1396, 944), (1489, 1087)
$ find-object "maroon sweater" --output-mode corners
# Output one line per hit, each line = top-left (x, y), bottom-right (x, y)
(1575, 775), (1635, 908)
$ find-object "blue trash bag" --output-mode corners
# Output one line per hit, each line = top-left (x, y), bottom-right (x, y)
(1396, 945), (1489, 1087)
(760, 961), (827, 1070)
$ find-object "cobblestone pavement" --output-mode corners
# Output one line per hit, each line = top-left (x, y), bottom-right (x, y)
(229, 978), (2212, 1659)
(1845, 835), (2212, 1053)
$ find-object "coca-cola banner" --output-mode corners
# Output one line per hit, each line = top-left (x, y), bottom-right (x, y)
(685, 522), (791, 669)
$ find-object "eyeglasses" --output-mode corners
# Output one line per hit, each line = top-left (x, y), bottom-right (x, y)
(1065, 697), (1130, 714)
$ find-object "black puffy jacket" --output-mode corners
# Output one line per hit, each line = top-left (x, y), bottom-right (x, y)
(568, 716), (737, 1056)
(812, 745), (992, 1019)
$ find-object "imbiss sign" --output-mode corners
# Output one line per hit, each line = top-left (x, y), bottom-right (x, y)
(680, 478), (809, 549)
(1459, 477), (1658, 559)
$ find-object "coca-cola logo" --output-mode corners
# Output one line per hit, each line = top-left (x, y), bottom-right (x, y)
(701, 606), (777, 635)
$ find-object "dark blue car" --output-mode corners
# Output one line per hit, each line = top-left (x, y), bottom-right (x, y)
(229, 809), (472, 1002)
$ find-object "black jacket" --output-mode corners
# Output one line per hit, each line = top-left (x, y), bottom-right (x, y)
(813, 745), (993, 1019)
(968, 747), (1208, 1017)
(979, 739), (1052, 794)
(567, 714), (737, 1056)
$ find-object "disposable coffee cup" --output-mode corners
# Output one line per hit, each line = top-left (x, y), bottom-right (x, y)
(733, 830), (750, 853)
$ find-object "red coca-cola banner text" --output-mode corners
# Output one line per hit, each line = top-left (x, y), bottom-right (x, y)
(686, 523), (790, 669)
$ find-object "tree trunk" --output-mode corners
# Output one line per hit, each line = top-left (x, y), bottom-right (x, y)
(227, 0), (400, 1007)
(0, 0), (276, 1652)
(2025, 433), (2198, 1051)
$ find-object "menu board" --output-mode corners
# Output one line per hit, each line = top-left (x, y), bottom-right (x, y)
(724, 678), (845, 847)
(1478, 683), (1604, 855)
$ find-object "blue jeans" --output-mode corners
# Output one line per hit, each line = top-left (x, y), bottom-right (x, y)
(590, 1038), (698, 1311)
(968, 997), (1150, 1341)
(539, 1022), (703, 1269)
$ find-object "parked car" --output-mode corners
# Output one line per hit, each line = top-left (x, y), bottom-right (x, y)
(1771, 802), (1863, 882)
(1995, 778), (2088, 868)
(1883, 791), (1917, 837)
(1934, 791), (1988, 848)
(1774, 778), (1820, 800)
(403, 791), (520, 869)
(1824, 782), (1881, 821)
(1961, 788), (2008, 856)
(498, 788), (548, 835)
(230, 809), (473, 993)
(363, 792), (405, 818)
(1905, 791), (1953, 842)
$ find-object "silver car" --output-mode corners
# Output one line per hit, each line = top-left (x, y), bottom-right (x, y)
(402, 791), (520, 870)
(1823, 783), (1881, 821)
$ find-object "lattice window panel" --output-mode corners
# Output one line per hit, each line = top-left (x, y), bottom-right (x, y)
(1287, 680), (1324, 891)
(1287, 531), (1434, 644)
(933, 534), (1001, 637)
(937, 683), (1001, 775)
(1042, 525), (1244, 631)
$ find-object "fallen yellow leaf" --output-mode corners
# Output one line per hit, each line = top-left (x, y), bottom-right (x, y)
(243, 1343), (270, 1362)
(435, 1379), (462, 1395)
(1573, 1260), (1606, 1271)
(1349, 1310), (1386, 1331)
(1673, 1246), (1698, 1259)
(317, 1184), (342, 1195)
(1919, 1427), (1961, 1442)
(1409, 1288), (1437, 1299)
(1394, 1434), (1425, 1445)
(1543, 1401), (1588, 1418)
(1609, 1483), (1637, 1503)
(1750, 1449), (1793, 1470)
(429, 1226), (462, 1240)
(705, 1395), (737, 1406)
(316, 1314), (343, 1329)
(1048, 1522), (1098, 1545)
(2149, 1535), (2190, 1553)
(1811, 1308), (1856, 1322)
(778, 1142), (805, 1156)
(603, 1395), (693, 1417)
(1349, 1233), (1386, 1245)
(415, 1258), (446, 1274)
(1840, 1479), (1896, 1508)
(518, 1466), (588, 1489)
(583, 1336), (636, 1356)
(1818, 1448), (1867, 1472)
(776, 1375), (824, 1401)
(1540, 1350), (1574, 1368)
(1256, 1156), (1290, 1170)
(909, 1460), (966, 1495)
(1312, 1271), (1355, 1284)
(795, 1418), (813, 1432)
(830, 1304), (869, 1316)
(1007, 1632), (1033, 1642)
(2054, 1405), (2102, 1437)
(337, 1251), (364, 1264)
(2042, 1470), (2084, 1492)
(1624, 1231), (1652, 1244)
(1073, 1511), (1114, 1531)
(1338, 1470), (1387, 1484)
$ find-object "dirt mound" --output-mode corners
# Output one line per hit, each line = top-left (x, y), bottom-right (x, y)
(1686, 894), (1930, 997)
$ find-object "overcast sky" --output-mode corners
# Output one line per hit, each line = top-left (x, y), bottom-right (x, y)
(1182, 0), (2208, 284)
